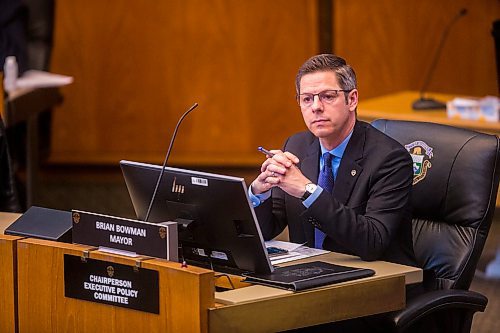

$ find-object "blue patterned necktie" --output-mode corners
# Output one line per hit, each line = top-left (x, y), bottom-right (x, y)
(315, 152), (334, 248)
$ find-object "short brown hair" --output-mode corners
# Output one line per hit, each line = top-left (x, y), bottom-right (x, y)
(295, 54), (357, 98)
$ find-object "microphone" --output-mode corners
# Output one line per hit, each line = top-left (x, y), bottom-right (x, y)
(144, 102), (199, 222)
(412, 8), (468, 110)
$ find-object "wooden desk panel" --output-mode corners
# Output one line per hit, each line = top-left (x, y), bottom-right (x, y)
(0, 235), (22, 333)
(13, 234), (421, 332)
(210, 276), (404, 332)
(16, 238), (215, 333)
(0, 213), (22, 333)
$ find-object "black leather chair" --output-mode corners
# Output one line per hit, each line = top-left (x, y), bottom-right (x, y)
(371, 119), (500, 333)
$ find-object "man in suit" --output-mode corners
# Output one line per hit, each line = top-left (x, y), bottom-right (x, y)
(250, 54), (416, 267)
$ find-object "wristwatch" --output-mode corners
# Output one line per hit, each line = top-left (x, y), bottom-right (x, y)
(301, 183), (317, 201)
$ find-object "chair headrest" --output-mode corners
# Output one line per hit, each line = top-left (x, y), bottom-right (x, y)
(372, 119), (499, 228)
(372, 119), (500, 289)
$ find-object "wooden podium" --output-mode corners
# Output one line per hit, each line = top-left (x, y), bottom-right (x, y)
(13, 240), (421, 332)
(2, 212), (422, 333)
(16, 238), (214, 333)
(2, 87), (63, 207)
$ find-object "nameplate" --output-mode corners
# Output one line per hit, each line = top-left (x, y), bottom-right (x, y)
(64, 254), (159, 313)
(71, 210), (178, 261)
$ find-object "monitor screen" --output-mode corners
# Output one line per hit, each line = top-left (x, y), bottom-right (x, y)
(120, 160), (273, 274)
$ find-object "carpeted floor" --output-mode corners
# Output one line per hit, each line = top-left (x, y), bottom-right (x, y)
(34, 165), (500, 332)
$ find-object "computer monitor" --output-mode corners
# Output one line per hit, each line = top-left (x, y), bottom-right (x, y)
(120, 160), (273, 274)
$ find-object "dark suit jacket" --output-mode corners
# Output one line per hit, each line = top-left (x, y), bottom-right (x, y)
(0, 118), (21, 212)
(255, 121), (417, 267)
(0, 0), (28, 73)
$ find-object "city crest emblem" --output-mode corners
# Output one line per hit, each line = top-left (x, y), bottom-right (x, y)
(405, 141), (433, 185)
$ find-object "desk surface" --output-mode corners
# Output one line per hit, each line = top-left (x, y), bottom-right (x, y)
(0, 212), (20, 234)
(210, 251), (421, 332)
(358, 91), (500, 134)
(215, 252), (422, 305)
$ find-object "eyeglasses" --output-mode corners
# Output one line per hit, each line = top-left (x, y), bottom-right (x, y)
(296, 89), (352, 107)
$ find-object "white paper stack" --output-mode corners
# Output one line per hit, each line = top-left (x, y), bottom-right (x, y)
(16, 70), (73, 89)
(447, 96), (499, 122)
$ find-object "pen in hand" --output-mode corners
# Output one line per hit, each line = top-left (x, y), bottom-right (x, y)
(257, 146), (275, 157)
(258, 146), (298, 170)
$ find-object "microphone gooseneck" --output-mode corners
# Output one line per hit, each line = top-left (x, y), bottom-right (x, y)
(144, 103), (199, 222)
(413, 8), (468, 110)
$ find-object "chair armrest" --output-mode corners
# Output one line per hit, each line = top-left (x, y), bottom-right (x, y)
(392, 289), (488, 331)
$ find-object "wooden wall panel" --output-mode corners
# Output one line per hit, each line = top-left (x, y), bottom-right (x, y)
(49, 0), (499, 166)
(334, 0), (499, 99)
(50, 0), (317, 166)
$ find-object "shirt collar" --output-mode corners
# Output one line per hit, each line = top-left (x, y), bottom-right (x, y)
(320, 130), (353, 158)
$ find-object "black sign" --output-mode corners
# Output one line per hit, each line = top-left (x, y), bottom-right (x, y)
(64, 254), (159, 313)
(71, 210), (177, 260)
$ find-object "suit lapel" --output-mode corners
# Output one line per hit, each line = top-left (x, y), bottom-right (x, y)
(300, 139), (320, 182)
(333, 121), (365, 205)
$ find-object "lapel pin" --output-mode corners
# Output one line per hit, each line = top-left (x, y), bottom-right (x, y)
(351, 170), (357, 176)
